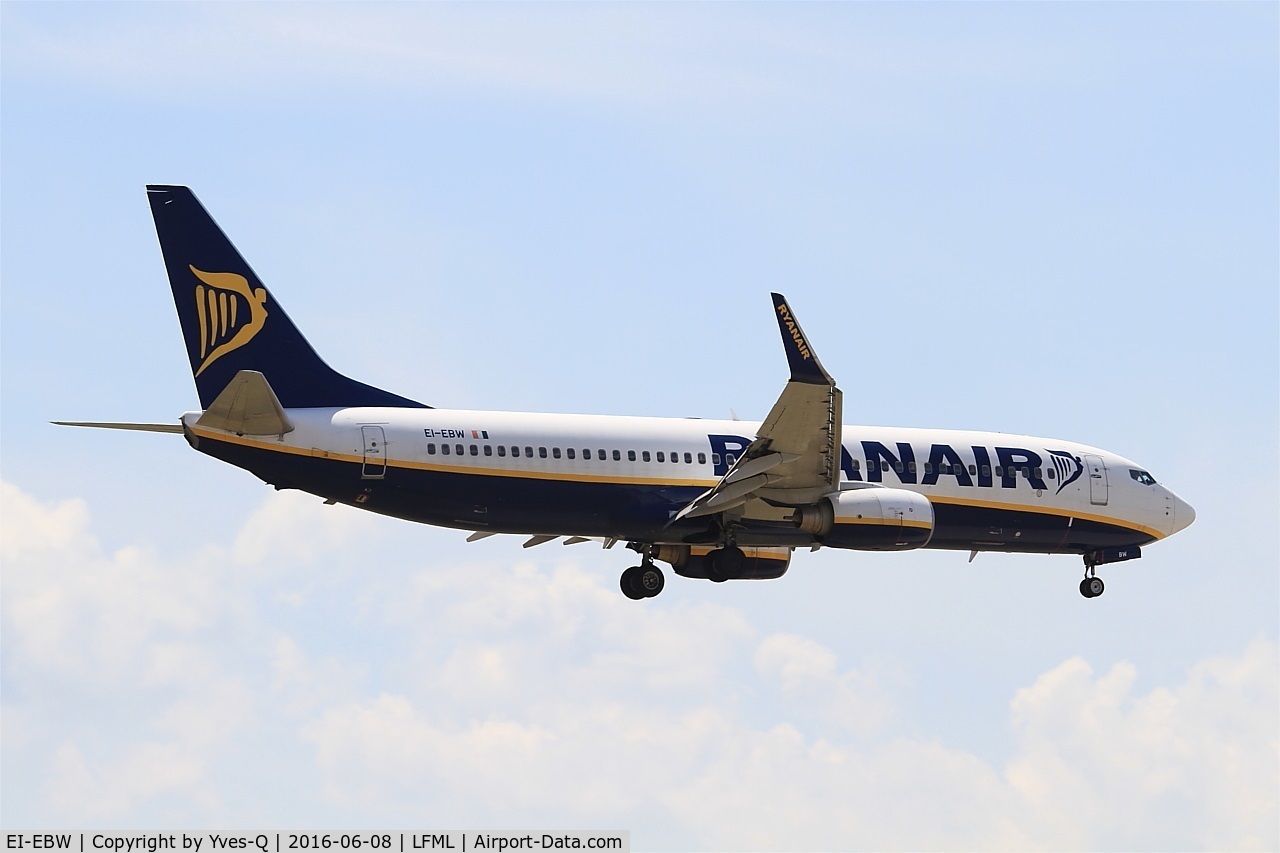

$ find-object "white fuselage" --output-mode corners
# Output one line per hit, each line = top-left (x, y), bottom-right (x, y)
(183, 407), (1194, 550)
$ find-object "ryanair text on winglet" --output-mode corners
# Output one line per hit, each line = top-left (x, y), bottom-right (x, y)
(776, 303), (812, 361)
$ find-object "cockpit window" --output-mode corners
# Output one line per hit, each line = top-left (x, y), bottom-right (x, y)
(1129, 469), (1157, 486)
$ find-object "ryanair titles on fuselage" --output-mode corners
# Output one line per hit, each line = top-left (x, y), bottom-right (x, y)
(426, 426), (1084, 494)
(707, 434), (1083, 493)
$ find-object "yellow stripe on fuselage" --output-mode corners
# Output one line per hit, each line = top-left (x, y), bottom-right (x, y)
(190, 426), (718, 488)
(925, 493), (1164, 541)
(190, 427), (1163, 540)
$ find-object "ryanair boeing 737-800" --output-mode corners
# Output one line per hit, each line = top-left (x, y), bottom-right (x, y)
(57, 186), (1195, 600)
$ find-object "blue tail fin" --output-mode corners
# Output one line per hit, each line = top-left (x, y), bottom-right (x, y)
(146, 185), (427, 410)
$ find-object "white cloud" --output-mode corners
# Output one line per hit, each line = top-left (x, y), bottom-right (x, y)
(45, 740), (214, 821)
(294, 548), (1279, 849)
(1, 482), (276, 819)
(754, 632), (897, 737)
(231, 488), (383, 569)
(0, 481), (220, 677)
(2, 478), (1275, 848)
(1007, 641), (1280, 851)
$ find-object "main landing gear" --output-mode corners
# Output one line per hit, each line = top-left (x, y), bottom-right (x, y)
(620, 559), (665, 600)
(706, 544), (746, 583)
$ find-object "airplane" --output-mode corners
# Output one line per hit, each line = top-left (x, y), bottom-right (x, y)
(57, 185), (1196, 600)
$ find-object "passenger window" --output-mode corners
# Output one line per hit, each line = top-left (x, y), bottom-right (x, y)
(684, 452), (692, 463)
(908, 461), (916, 474)
(894, 461), (903, 474)
(598, 449), (606, 460)
(469, 445), (479, 456)
(582, 449), (591, 460)
(656, 451), (665, 462)
(612, 450), (621, 461)
(566, 448), (575, 460)
(852, 460), (860, 471)
(427, 443), (436, 455)
(642, 451), (651, 462)
(969, 464), (977, 475)
(698, 452), (706, 464)
(995, 466), (1003, 477)
(671, 453), (679, 463)
(981, 465), (990, 477)
(628, 450), (636, 461)
(924, 463), (932, 475)
(441, 444), (450, 455)
(726, 454), (736, 465)
(711, 453), (721, 465)
(497, 446), (506, 457)
(539, 447), (548, 458)
(552, 448), (561, 459)
(483, 445), (493, 456)
(1047, 468), (1055, 479)
(455, 444), (464, 456)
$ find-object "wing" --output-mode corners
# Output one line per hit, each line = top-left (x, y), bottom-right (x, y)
(675, 293), (842, 521)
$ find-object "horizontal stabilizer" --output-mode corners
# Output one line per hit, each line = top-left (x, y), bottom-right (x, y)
(53, 421), (184, 434)
(197, 370), (294, 436)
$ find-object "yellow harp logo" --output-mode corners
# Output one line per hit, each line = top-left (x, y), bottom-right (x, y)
(191, 266), (268, 376)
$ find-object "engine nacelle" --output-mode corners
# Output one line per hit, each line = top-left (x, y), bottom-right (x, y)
(791, 487), (935, 550)
(652, 544), (792, 580)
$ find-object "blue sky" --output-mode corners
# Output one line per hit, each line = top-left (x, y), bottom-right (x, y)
(2, 3), (1277, 849)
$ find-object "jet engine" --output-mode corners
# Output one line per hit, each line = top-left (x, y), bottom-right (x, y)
(790, 487), (934, 550)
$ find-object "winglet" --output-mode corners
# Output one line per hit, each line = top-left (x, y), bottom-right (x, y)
(771, 293), (834, 385)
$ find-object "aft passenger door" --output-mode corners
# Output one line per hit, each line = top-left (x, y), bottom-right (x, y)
(1084, 454), (1108, 506)
(361, 425), (387, 480)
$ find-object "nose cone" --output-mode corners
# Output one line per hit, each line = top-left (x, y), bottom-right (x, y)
(1170, 492), (1196, 536)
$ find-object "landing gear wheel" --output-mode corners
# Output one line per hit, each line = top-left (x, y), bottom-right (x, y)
(707, 550), (727, 583)
(708, 545), (745, 583)
(620, 566), (646, 600)
(637, 565), (665, 598)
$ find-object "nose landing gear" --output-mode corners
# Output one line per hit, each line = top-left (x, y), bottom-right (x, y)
(1080, 556), (1105, 599)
